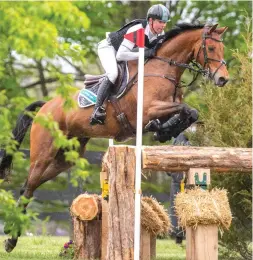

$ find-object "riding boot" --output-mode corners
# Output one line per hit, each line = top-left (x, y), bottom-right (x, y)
(90, 77), (114, 125)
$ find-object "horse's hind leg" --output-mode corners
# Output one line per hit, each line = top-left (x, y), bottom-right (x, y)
(4, 137), (89, 252)
(4, 149), (58, 252)
(4, 126), (59, 252)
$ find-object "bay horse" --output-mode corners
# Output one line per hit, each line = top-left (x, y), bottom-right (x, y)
(1, 23), (229, 252)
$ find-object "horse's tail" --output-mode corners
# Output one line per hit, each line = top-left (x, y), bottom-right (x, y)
(0, 100), (46, 180)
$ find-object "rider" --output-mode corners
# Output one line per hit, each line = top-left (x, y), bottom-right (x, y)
(90, 4), (171, 125)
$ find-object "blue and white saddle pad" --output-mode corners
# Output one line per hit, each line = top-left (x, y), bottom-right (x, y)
(78, 88), (98, 108)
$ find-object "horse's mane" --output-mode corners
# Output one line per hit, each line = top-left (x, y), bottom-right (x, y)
(163, 22), (205, 42)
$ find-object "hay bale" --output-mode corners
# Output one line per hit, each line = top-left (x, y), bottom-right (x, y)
(142, 196), (172, 235)
(175, 188), (232, 231)
(141, 200), (164, 236)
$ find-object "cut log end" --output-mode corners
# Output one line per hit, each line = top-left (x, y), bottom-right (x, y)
(70, 194), (101, 221)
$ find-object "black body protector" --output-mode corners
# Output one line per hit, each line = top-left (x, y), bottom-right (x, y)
(90, 19), (156, 126)
(109, 19), (157, 50)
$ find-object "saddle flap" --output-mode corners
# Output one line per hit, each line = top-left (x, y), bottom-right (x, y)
(79, 62), (129, 108)
(84, 73), (106, 81)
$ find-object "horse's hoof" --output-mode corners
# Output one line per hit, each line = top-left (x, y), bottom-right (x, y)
(4, 239), (16, 253)
(4, 226), (11, 235)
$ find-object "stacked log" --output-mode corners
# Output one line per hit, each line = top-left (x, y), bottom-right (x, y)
(71, 194), (102, 260)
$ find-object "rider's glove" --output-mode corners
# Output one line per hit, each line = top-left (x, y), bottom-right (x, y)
(144, 48), (156, 59)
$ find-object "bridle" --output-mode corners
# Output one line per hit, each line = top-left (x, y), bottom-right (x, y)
(125, 26), (227, 102)
(151, 26), (227, 85)
(195, 27), (227, 80)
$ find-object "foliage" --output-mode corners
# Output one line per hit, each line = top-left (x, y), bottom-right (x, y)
(187, 23), (252, 260)
(0, 188), (38, 238)
(59, 240), (74, 259)
(0, 2), (90, 98)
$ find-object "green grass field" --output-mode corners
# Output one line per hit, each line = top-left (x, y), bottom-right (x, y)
(0, 236), (186, 260)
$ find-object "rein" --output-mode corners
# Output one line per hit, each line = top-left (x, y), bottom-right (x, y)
(150, 27), (227, 91)
(124, 27), (227, 102)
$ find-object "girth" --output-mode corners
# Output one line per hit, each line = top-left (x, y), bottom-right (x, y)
(110, 70), (179, 140)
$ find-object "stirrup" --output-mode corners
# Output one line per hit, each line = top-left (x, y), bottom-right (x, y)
(90, 107), (106, 125)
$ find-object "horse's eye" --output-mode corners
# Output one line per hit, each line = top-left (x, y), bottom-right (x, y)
(208, 46), (215, 52)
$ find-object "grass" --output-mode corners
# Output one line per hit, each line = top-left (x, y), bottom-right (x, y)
(0, 236), (186, 260)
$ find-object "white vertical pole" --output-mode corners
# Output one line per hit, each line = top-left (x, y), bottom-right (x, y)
(109, 139), (114, 146)
(106, 31), (114, 147)
(134, 44), (145, 260)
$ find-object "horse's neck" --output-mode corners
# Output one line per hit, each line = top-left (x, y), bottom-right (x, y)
(127, 30), (201, 80)
(158, 30), (202, 77)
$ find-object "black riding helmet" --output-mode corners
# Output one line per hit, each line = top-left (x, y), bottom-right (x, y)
(147, 4), (170, 23)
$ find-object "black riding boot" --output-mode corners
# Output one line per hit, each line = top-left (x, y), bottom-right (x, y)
(90, 77), (113, 125)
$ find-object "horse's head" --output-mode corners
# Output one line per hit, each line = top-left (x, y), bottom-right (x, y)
(193, 24), (229, 87)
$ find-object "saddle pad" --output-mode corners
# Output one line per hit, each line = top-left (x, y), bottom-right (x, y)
(78, 63), (129, 108)
(78, 87), (98, 108)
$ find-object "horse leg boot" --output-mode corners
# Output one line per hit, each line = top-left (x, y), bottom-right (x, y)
(154, 107), (199, 143)
(90, 77), (114, 125)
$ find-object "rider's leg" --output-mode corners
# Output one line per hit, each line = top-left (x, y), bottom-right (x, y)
(90, 77), (114, 125)
(90, 38), (118, 125)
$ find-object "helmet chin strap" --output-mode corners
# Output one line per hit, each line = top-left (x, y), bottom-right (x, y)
(150, 19), (159, 35)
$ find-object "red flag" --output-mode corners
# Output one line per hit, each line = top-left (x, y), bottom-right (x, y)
(124, 28), (144, 48)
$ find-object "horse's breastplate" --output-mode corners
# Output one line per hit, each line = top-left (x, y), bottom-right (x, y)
(109, 19), (147, 51)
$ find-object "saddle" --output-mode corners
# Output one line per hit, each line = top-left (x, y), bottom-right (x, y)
(78, 62), (129, 108)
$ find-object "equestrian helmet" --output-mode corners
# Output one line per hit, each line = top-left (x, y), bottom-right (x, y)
(147, 4), (170, 23)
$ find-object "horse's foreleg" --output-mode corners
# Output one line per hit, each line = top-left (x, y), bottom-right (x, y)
(145, 101), (183, 132)
(154, 107), (199, 143)
(145, 101), (199, 142)
(147, 101), (183, 119)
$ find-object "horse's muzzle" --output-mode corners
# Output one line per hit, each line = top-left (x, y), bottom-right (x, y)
(216, 76), (229, 87)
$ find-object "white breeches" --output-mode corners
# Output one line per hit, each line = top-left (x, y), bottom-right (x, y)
(98, 39), (118, 84)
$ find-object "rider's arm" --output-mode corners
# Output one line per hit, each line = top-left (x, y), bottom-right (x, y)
(116, 24), (143, 62)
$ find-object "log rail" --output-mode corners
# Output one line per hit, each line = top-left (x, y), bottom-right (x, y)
(142, 146), (252, 172)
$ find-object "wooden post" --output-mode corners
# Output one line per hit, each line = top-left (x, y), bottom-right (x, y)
(150, 234), (156, 260)
(73, 218), (102, 260)
(186, 225), (218, 260)
(106, 146), (135, 260)
(186, 168), (218, 260)
(100, 171), (109, 260)
(141, 228), (150, 260)
(140, 228), (157, 260)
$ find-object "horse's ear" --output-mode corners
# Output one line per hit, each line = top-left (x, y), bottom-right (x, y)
(207, 24), (218, 34)
(215, 26), (228, 36)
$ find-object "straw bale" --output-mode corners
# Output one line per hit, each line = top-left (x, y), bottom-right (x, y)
(142, 196), (172, 234)
(141, 200), (164, 235)
(175, 188), (232, 230)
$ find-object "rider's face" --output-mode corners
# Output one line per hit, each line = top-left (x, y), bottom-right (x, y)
(150, 19), (167, 34)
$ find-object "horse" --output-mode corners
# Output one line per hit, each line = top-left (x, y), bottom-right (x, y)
(0, 23), (229, 252)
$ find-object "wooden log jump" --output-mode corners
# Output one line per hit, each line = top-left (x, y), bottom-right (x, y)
(142, 146), (252, 172)
(72, 145), (252, 260)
